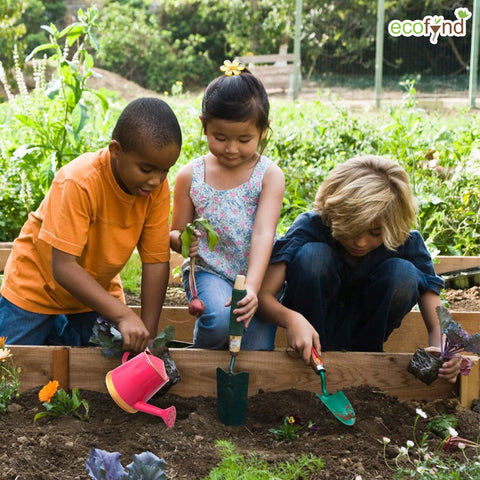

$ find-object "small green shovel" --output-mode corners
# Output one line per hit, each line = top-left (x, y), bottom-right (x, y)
(310, 347), (355, 426)
(216, 275), (249, 426)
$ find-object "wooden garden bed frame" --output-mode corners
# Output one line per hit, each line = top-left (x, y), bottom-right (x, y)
(1, 244), (479, 406)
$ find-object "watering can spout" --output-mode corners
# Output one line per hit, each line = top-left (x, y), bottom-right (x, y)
(133, 401), (176, 428)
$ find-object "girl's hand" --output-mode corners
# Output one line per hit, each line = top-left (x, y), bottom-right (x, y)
(226, 288), (258, 328)
(425, 346), (461, 384)
(188, 229), (201, 257)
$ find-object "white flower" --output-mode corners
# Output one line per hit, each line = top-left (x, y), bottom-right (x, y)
(416, 408), (427, 418)
(407, 440), (414, 448)
(448, 427), (458, 437)
(458, 442), (466, 450)
(383, 437), (391, 444)
(399, 446), (408, 455)
(417, 466), (426, 473)
(0, 347), (12, 361)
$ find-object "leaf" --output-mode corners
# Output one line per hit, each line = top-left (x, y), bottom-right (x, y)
(150, 325), (175, 352)
(436, 305), (453, 331)
(126, 452), (167, 480)
(179, 224), (194, 259)
(86, 448), (127, 480)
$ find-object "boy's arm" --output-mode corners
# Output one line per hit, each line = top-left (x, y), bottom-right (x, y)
(419, 290), (460, 384)
(257, 262), (321, 364)
(52, 248), (150, 352)
(140, 262), (169, 338)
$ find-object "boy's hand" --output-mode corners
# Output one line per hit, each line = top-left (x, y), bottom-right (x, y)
(117, 314), (151, 352)
(285, 313), (321, 365)
(425, 346), (460, 384)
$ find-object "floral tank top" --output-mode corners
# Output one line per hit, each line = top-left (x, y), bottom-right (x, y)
(182, 155), (273, 284)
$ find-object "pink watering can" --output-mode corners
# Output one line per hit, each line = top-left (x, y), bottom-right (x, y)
(105, 349), (176, 428)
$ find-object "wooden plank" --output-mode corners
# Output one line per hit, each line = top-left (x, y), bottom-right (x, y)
(384, 311), (479, 353)
(8, 346), (63, 391)
(235, 54), (295, 64)
(459, 356), (479, 407)
(9, 347), (477, 405)
(52, 347), (70, 391)
(435, 255), (480, 274)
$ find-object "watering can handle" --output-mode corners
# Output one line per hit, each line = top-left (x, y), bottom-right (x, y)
(122, 348), (152, 364)
(310, 347), (325, 373)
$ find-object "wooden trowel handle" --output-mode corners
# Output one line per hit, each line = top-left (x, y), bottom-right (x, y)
(229, 275), (247, 355)
(310, 346), (325, 373)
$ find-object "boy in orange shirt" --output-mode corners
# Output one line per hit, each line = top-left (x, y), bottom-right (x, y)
(0, 97), (182, 351)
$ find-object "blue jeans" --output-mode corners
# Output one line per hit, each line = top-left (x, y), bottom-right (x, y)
(282, 243), (428, 351)
(0, 296), (97, 346)
(183, 270), (276, 350)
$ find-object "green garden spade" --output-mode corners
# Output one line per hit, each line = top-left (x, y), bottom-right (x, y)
(310, 347), (355, 426)
(216, 275), (249, 426)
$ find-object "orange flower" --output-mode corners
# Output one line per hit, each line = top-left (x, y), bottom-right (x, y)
(38, 380), (60, 403)
(0, 336), (6, 348)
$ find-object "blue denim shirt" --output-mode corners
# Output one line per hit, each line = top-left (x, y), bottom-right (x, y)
(271, 211), (444, 295)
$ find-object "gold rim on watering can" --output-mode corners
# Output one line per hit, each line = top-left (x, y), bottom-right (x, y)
(105, 370), (138, 413)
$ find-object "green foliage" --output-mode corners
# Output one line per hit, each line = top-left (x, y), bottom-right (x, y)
(120, 251), (142, 295)
(269, 415), (304, 441)
(0, 6), (118, 241)
(204, 439), (325, 479)
(0, 348), (21, 414)
(180, 218), (219, 259)
(34, 386), (90, 422)
(383, 408), (480, 479)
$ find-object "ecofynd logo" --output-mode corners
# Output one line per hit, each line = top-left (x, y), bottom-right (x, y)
(388, 8), (472, 45)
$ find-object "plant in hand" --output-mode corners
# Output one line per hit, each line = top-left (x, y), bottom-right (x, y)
(407, 305), (480, 384)
(437, 305), (480, 375)
(34, 380), (90, 422)
(179, 218), (219, 316)
(0, 337), (21, 413)
(86, 448), (167, 480)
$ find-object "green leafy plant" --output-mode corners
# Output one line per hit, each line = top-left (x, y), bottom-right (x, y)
(86, 448), (167, 480)
(269, 414), (305, 441)
(89, 318), (175, 358)
(34, 380), (89, 422)
(180, 217), (219, 316)
(0, 336), (21, 413)
(204, 439), (324, 479)
(382, 408), (480, 479)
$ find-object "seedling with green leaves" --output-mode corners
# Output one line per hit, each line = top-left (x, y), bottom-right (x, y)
(180, 218), (219, 316)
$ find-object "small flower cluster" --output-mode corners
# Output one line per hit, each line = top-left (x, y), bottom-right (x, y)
(0, 336), (21, 413)
(34, 380), (90, 422)
(437, 306), (480, 376)
(381, 408), (480, 478)
(269, 414), (317, 441)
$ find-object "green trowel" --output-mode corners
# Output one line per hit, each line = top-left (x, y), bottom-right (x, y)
(310, 347), (355, 426)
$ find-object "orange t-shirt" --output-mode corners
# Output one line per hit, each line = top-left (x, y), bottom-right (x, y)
(1, 148), (170, 314)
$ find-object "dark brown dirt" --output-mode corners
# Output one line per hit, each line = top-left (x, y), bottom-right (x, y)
(2, 385), (479, 479)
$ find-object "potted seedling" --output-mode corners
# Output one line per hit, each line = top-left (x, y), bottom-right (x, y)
(179, 218), (219, 316)
(407, 305), (480, 385)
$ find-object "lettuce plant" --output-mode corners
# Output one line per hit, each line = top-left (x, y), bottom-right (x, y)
(86, 448), (167, 480)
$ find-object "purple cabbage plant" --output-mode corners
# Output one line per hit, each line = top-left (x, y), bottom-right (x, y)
(86, 448), (167, 480)
(437, 306), (480, 375)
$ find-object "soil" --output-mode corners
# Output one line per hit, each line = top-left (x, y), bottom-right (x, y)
(2, 385), (479, 480)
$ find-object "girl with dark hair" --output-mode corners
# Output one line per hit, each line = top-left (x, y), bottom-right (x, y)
(170, 60), (285, 350)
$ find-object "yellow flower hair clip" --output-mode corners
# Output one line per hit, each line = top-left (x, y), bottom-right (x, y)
(220, 60), (245, 76)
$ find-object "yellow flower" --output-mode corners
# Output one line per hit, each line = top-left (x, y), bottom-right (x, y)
(288, 416), (295, 424)
(220, 60), (245, 76)
(0, 336), (6, 348)
(0, 347), (12, 361)
(38, 380), (60, 403)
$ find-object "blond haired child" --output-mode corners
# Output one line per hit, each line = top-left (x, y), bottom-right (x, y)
(258, 155), (459, 382)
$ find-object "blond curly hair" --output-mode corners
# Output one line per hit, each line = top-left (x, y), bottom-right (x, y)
(313, 155), (417, 250)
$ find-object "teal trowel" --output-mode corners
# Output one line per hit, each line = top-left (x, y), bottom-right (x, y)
(310, 347), (355, 426)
